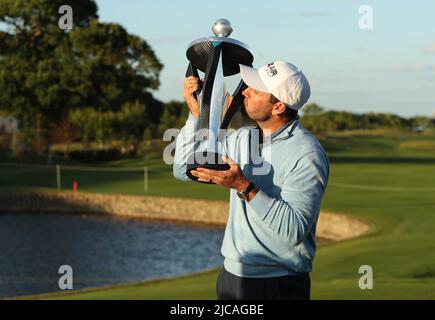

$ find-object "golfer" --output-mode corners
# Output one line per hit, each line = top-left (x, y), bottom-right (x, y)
(173, 61), (329, 300)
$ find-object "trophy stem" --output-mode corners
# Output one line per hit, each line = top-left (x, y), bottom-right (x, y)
(208, 48), (224, 154)
(200, 43), (223, 131)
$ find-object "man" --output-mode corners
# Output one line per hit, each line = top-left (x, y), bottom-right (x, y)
(173, 61), (329, 300)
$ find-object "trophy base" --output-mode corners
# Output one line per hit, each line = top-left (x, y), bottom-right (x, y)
(186, 151), (231, 184)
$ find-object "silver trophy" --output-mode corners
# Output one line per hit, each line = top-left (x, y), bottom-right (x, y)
(185, 19), (254, 183)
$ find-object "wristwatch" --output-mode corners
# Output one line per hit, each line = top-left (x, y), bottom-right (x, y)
(236, 182), (256, 200)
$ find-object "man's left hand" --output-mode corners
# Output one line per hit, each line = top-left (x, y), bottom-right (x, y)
(190, 155), (250, 192)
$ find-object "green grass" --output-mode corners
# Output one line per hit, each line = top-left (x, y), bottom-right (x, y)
(3, 129), (435, 299)
(18, 269), (221, 300)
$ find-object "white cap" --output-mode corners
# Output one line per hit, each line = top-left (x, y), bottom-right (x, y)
(239, 61), (310, 110)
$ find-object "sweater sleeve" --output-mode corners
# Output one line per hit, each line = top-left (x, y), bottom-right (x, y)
(173, 113), (201, 181)
(247, 151), (329, 247)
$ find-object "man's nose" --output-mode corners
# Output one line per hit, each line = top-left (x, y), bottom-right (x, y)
(242, 87), (250, 97)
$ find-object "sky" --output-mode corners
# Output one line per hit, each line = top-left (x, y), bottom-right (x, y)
(95, 0), (435, 117)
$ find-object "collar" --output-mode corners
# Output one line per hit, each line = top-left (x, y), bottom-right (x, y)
(270, 117), (298, 140)
(256, 115), (299, 145)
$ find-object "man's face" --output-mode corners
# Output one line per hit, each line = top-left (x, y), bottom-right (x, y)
(242, 87), (275, 121)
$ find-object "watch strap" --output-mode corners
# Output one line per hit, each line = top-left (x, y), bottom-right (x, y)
(242, 182), (256, 196)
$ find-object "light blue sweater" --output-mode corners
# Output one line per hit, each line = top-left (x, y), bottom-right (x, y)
(173, 113), (329, 278)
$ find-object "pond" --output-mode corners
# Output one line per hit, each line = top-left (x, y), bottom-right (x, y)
(0, 213), (224, 298)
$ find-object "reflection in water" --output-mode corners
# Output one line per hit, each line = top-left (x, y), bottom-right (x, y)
(0, 213), (224, 298)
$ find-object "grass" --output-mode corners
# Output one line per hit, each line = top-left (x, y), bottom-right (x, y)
(18, 269), (221, 300)
(3, 129), (435, 299)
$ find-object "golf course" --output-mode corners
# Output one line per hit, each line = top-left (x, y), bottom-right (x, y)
(2, 129), (435, 299)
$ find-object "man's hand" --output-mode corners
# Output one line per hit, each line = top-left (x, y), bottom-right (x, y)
(190, 155), (250, 192)
(183, 76), (202, 117)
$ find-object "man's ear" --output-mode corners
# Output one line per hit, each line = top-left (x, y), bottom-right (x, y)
(272, 102), (287, 117)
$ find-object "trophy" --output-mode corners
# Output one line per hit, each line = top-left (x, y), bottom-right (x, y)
(185, 19), (254, 183)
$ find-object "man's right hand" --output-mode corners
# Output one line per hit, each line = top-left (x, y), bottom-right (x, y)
(183, 76), (202, 117)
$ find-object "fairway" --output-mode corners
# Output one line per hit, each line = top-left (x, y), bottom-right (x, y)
(3, 131), (435, 299)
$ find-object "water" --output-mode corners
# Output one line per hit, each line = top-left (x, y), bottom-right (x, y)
(0, 213), (224, 298)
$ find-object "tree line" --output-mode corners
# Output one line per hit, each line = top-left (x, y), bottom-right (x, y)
(299, 104), (434, 134)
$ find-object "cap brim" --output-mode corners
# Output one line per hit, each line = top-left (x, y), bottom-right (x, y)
(239, 64), (270, 93)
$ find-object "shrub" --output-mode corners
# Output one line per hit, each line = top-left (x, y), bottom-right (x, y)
(50, 143), (122, 162)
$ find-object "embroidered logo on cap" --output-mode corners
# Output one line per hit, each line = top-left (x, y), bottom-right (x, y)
(266, 63), (278, 77)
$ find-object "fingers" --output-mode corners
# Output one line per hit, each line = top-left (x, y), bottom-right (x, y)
(183, 76), (201, 116)
(192, 169), (215, 179)
(185, 75), (203, 84)
(191, 170), (222, 184)
(195, 167), (224, 176)
(197, 177), (220, 184)
(184, 76), (203, 93)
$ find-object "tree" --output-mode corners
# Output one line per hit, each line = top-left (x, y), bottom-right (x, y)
(0, 0), (98, 153)
(68, 20), (163, 115)
(0, 0), (163, 153)
(301, 103), (324, 116)
(113, 101), (148, 145)
(69, 101), (148, 146)
(158, 101), (189, 136)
